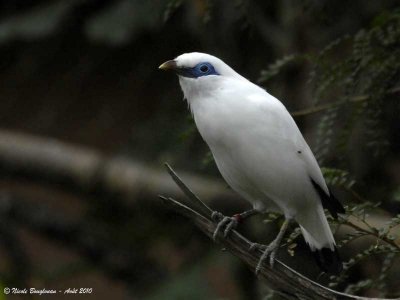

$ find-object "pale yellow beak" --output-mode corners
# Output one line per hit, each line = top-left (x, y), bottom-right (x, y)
(159, 60), (177, 70)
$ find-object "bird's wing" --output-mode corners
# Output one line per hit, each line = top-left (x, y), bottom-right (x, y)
(301, 145), (345, 218)
(248, 91), (343, 270)
(257, 92), (345, 218)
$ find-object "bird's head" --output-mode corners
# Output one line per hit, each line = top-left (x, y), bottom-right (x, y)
(159, 52), (245, 101)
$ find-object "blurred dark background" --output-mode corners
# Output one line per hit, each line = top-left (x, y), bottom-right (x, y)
(0, 0), (399, 299)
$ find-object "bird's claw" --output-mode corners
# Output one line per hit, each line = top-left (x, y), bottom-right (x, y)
(223, 217), (239, 236)
(255, 240), (280, 275)
(211, 212), (239, 241)
(249, 242), (267, 252)
(211, 211), (224, 222)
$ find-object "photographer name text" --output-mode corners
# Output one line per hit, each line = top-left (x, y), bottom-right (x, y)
(4, 287), (93, 295)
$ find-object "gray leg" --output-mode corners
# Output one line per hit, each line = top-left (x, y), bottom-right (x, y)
(211, 209), (258, 241)
(255, 218), (291, 274)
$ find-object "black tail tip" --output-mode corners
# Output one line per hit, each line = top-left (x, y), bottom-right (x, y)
(312, 246), (343, 274)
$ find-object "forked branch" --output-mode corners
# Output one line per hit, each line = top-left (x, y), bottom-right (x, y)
(160, 164), (391, 300)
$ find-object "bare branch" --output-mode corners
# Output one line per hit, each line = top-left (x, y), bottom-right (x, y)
(164, 163), (213, 217)
(161, 165), (393, 300)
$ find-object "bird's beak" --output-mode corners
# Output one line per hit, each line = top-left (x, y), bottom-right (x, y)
(159, 60), (178, 71)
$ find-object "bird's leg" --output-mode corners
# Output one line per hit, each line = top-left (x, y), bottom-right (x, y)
(255, 218), (291, 274)
(211, 209), (258, 241)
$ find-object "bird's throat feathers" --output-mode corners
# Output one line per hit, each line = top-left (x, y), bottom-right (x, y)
(178, 75), (221, 113)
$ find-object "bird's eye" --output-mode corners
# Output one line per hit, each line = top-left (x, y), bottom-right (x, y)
(200, 65), (209, 73)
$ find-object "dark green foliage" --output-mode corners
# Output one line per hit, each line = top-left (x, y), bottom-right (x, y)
(313, 11), (400, 163)
(261, 11), (400, 164)
(321, 167), (356, 190)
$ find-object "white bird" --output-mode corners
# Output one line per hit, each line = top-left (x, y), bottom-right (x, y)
(159, 52), (344, 274)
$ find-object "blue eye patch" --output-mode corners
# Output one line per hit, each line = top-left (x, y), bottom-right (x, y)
(176, 62), (219, 78)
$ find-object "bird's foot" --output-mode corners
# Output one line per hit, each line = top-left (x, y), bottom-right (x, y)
(255, 239), (280, 275)
(211, 211), (241, 241)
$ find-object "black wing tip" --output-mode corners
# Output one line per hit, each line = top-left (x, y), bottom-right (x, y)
(312, 246), (343, 274)
(327, 191), (346, 219)
(331, 191), (346, 214)
(310, 178), (345, 219)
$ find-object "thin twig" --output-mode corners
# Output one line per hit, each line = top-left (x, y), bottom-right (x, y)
(164, 163), (213, 218)
(291, 86), (400, 117)
(341, 218), (400, 251)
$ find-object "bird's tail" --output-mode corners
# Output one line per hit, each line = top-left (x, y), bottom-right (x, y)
(297, 206), (342, 274)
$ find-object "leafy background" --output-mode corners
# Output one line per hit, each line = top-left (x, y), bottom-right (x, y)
(0, 0), (399, 299)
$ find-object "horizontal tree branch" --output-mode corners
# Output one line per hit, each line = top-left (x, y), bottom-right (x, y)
(160, 165), (392, 300)
(0, 130), (241, 207)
